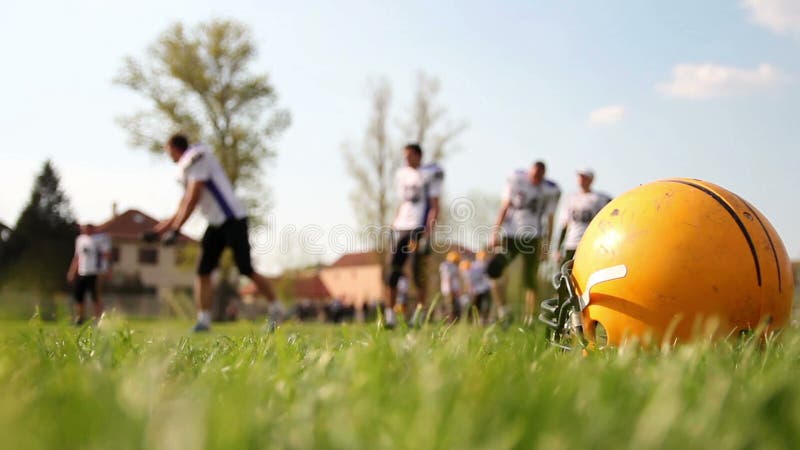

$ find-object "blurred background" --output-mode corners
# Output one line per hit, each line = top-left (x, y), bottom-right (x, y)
(1, 0), (798, 321)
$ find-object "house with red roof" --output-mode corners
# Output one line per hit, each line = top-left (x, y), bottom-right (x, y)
(318, 251), (383, 308)
(96, 207), (196, 299)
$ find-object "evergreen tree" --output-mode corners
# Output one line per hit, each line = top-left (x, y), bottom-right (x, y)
(0, 161), (78, 319)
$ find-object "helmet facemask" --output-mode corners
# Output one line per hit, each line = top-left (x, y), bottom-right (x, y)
(539, 259), (588, 350)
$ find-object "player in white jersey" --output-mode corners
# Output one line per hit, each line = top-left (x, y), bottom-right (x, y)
(556, 168), (611, 264)
(487, 160), (561, 325)
(67, 224), (106, 325)
(383, 143), (444, 328)
(147, 134), (277, 332)
(439, 251), (463, 320)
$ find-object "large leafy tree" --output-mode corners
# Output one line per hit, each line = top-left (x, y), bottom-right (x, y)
(0, 161), (78, 319)
(114, 19), (290, 217)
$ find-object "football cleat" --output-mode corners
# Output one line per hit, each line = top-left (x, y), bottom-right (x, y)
(262, 320), (277, 334)
(380, 307), (397, 330)
(191, 321), (211, 333)
(540, 179), (794, 349)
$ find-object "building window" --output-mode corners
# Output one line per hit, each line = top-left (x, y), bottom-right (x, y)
(138, 248), (158, 265)
(175, 246), (194, 267)
(111, 246), (120, 263)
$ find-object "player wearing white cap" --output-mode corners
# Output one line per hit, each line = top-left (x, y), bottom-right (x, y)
(383, 143), (444, 328)
(487, 160), (561, 326)
(146, 133), (277, 332)
(555, 168), (611, 264)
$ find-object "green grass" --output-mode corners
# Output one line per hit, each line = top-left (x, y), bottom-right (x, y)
(1, 317), (800, 450)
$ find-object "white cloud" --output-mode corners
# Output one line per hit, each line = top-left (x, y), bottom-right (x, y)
(656, 63), (786, 100)
(588, 105), (626, 126)
(743, 0), (800, 38)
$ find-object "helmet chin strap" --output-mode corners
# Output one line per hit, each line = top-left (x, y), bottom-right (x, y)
(578, 265), (628, 310)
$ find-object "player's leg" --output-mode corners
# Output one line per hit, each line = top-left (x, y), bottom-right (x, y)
(94, 272), (105, 318)
(228, 218), (276, 303)
(410, 245), (428, 327)
(383, 230), (411, 327)
(227, 218), (278, 331)
(194, 225), (226, 331)
(487, 237), (515, 321)
(478, 291), (492, 324)
(521, 237), (542, 326)
(73, 276), (87, 325)
(88, 275), (102, 321)
(446, 293), (459, 321)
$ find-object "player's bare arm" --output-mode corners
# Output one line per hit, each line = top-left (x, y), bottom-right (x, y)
(425, 196), (440, 233)
(152, 218), (175, 235)
(66, 253), (78, 283)
(490, 199), (510, 248)
(169, 180), (204, 231)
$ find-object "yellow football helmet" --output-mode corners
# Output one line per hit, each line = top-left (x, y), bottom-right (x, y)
(446, 251), (461, 264)
(540, 178), (794, 348)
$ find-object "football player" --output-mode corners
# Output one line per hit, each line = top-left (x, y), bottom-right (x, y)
(66, 224), (104, 325)
(487, 160), (561, 326)
(146, 133), (277, 332)
(383, 143), (444, 328)
(439, 251), (462, 320)
(556, 168), (611, 264)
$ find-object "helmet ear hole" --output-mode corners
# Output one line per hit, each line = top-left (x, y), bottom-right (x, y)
(588, 321), (609, 347)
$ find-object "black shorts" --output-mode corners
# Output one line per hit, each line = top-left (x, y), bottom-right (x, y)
(487, 235), (543, 291)
(385, 227), (427, 288)
(198, 218), (254, 276)
(474, 290), (492, 314)
(74, 275), (98, 303)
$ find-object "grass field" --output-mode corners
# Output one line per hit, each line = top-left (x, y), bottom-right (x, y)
(1, 317), (800, 450)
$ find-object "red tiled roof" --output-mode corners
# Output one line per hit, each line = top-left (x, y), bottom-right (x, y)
(96, 209), (194, 243)
(241, 274), (330, 300)
(290, 276), (331, 300)
(330, 251), (382, 268)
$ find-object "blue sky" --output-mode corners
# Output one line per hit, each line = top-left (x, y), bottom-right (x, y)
(1, 0), (799, 273)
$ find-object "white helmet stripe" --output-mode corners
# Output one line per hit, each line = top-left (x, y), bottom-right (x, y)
(579, 265), (628, 310)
